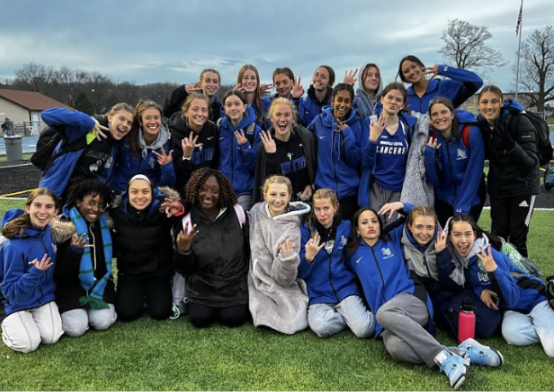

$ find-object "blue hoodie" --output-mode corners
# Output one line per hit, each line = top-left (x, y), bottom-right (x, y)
(0, 210), (57, 315)
(218, 105), (262, 196)
(308, 106), (361, 200)
(424, 110), (485, 214)
(358, 112), (416, 206)
(109, 127), (176, 194)
(345, 219), (434, 337)
(39, 108), (100, 198)
(298, 220), (361, 305)
(298, 87), (332, 128)
(406, 65), (483, 114)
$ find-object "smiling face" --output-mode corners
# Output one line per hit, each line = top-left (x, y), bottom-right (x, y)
(357, 210), (380, 245)
(449, 221), (476, 257)
(401, 59), (424, 84)
(270, 103), (294, 139)
(408, 215), (436, 246)
(312, 67), (331, 92)
(25, 195), (58, 229)
(274, 73), (293, 98)
(198, 175), (220, 216)
(332, 90), (352, 121)
(430, 102), (454, 135)
(265, 183), (291, 217)
(241, 69), (258, 93)
(313, 197), (337, 229)
(76, 194), (105, 224)
(224, 95), (246, 124)
(478, 91), (504, 124)
(108, 109), (134, 141)
(201, 71), (220, 97)
(185, 98), (209, 130)
(141, 107), (162, 139)
(128, 179), (152, 211)
(363, 66), (380, 94)
(381, 89), (405, 115)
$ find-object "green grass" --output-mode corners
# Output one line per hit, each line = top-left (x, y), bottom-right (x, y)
(0, 199), (553, 390)
(0, 153), (32, 162)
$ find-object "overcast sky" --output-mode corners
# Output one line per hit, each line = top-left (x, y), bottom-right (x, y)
(0, 0), (551, 93)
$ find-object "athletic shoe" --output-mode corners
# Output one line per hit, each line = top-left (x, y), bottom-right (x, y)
(459, 338), (504, 367)
(435, 350), (467, 390)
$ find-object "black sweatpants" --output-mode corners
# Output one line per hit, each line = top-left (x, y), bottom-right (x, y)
(116, 274), (173, 322)
(489, 194), (536, 257)
(339, 194), (358, 223)
(188, 303), (250, 329)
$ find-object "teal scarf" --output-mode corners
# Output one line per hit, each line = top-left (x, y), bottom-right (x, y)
(69, 206), (112, 310)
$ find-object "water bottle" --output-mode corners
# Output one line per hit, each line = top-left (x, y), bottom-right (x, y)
(458, 300), (475, 344)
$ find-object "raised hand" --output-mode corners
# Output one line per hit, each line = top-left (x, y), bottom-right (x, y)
(291, 77), (305, 99)
(369, 113), (386, 143)
(181, 133), (200, 158)
(279, 237), (295, 258)
(343, 69), (359, 86)
(334, 120), (348, 133)
(161, 197), (183, 217)
(260, 130), (276, 153)
(434, 229), (447, 253)
(153, 148), (174, 166)
(233, 83), (245, 93)
(185, 81), (203, 94)
(90, 118), (109, 141)
(426, 136), (441, 150)
(476, 244), (497, 272)
(422, 65), (439, 80)
(378, 201), (404, 220)
(234, 129), (248, 146)
(31, 254), (53, 271)
(71, 233), (91, 249)
(300, 185), (312, 201)
(260, 83), (273, 95)
(305, 233), (325, 262)
(176, 222), (199, 252)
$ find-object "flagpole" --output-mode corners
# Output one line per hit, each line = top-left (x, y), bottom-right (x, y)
(515, 0), (523, 101)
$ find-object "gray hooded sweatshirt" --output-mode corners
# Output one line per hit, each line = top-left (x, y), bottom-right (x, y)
(248, 201), (310, 334)
(354, 63), (384, 121)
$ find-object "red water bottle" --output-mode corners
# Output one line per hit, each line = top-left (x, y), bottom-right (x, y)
(458, 301), (475, 344)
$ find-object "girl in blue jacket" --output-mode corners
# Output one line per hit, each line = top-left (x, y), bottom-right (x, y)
(359, 82), (416, 224)
(424, 98), (485, 226)
(447, 215), (554, 358)
(308, 83), (361, 221)
(298, 65), (335, 127)
(398, 55), (483, 114)
(299, 189), (374, 338)
(0, 188), (63, 353)
(236, 64), (265, 129)
(219, 90), (262, 211)
(346, 204), (503, 390)
(110, 100), (176, 194)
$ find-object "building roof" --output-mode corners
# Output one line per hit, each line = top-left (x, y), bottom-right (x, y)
(0, 89), (73, 111)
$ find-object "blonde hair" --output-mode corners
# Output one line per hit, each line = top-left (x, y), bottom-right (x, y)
(1, 188), (58, 239)
(181, 93), (210, 126)
(406, 206), (437, 228)
(105, 102), (133, 117)
(309, 189), (339, 235)
(263, 175), (292, 200)
(269, 97), (297, 124)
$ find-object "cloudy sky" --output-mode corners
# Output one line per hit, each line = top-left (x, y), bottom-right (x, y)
(0, 0), (551, 93)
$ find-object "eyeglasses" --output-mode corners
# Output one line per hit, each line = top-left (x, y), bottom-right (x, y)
(85, 201), (107, 212)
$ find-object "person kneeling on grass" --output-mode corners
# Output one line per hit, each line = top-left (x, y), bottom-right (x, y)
(52, 179), (117, 337)
(110, 175), (184, 322)
(345, 204), (503, 390)
(0, 189), (63, 353)
(445, 215), (554, 358)
(173, 168), (250, 328)
(299, 189), (374, 338)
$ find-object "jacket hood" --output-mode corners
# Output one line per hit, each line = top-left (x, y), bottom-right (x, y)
(307, 85), (333, 105)
(260, 201), (311, 221)
(221, 105), (256, 131)
(454, 109), (477, 124)
(169, 111), (187, 133)
(1, 209), (24, 228)
(50, 218), (77, 243)
(448, 231), (490, 269)
(504, 99), (525, 112)
(321, 106), (358, 127)
(398, 111), (418, 128)
(356, 63), (384, 99)
(402, 224), (438, 253)
(140, 125), (170, 153)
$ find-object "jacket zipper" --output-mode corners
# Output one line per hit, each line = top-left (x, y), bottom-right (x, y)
(328, 236), (339, 302)
(445, 142), (458, 204)
(370, 246), (387, 303)
(332, 131), (339, 198)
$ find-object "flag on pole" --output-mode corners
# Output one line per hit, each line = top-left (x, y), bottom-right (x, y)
(516, 2), (523, 36)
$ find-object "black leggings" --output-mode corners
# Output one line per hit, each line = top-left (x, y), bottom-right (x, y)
(115, 274), (173, 322)
(188, 303), (250, 328)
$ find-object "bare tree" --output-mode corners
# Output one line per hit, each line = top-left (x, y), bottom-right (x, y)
(13, 61), (55, 93)
(439, 19), (505, 74)
(516, 26), (554, 112)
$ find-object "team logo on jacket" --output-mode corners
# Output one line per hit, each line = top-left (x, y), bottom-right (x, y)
(340, 235), (347, 247)
(381, 247), (394, 259)
(456, 149), (468, 160)
(478, 271), (490, 283)
(148, 156), (156, 169)
(51, 243), (57, 253)
(325, 240), (335, 255)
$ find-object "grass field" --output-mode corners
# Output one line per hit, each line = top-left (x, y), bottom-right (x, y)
(0, 153), (32, 162)
(0, 199), (553, 390)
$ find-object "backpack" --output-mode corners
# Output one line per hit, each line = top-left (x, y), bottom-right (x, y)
(500, 240), (543, 279)
(430, 125), (471, 149)
(31, 125), (88, 174)
(507, 104), (553, 167)
(542, 164), (554, 192)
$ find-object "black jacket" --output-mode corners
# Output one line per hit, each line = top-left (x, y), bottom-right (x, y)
(163, 85), (222, 122)
(478, 111), (540, 198)
(168, 112), (220, 196)
(173, 205), (249, 307)
(253, 124), (317, 203)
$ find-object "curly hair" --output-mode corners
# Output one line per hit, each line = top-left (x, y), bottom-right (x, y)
(185, 168), (237, 208)
(65, 178), (114, 209)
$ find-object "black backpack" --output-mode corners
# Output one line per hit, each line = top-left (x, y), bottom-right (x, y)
(507, 103), (553, 167)
(31, 125), (88, 174)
